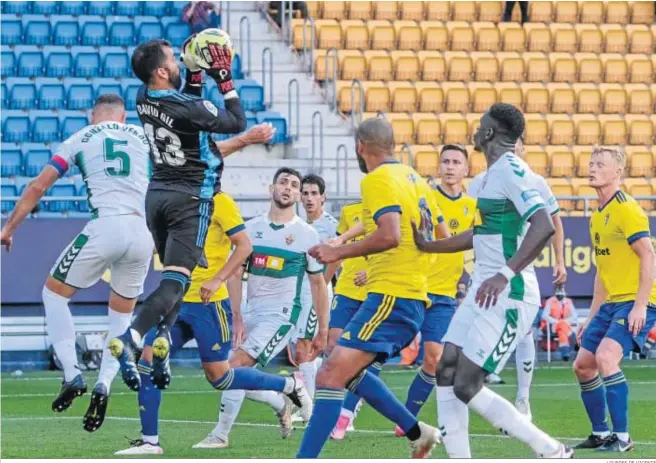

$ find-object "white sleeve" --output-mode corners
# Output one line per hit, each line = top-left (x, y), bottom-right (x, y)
(535, 176), (560, 216)
(502, 164), (546, 221)
(48, 132), (82, 176)
(306, 228), (325, 274)
(467, 175), (482, 199)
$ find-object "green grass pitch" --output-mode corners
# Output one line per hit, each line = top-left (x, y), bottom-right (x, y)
(2, 362), (655, 458)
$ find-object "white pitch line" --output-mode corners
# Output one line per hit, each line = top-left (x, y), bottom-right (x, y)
(3, 415), (656, 447)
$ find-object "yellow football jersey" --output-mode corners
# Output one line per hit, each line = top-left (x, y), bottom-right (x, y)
(185, 193), (245, 303)
(590, 190), (656, 305)
(360, 161), (440, 304)
(427, 186), (477, 297)
(334, 202), (368, 302)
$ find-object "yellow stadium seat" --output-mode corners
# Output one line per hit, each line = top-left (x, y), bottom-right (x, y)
(526, 55), (551, 82)
(348, 1), (373, 20)
(603, 28), (628, 54)
(629, 184), (654, 212)
(577, 27), (603, 54)
(365, 51), (393, 80)
(605, 1), (629, 25)
(627, 56), (653, 85)
(548, 147), (575, 177)
(625, 115), (654, 146)
(417, 83), (444, 112)
(374, 1), (399, 20)
(524, 114), (548, 145)
(340, 52), (367, 80)
(465, 113), (482, 139)
(600, 84), (627, 114)
(529, 2), (553, 22)
(343, 22), (369, 49)
(576, 54), (602, 83)
(453, 2), (477, 21)
(337, 80), (361, 112)
(579, 1), (604, 24)
(549, 180), (575, 211)
(397, 24), (423, 50)
(425, 1), (450, 21)
(528, 27), (552, 52)
(292, 20), (311, 50)
(365, 84), (390, 112)
(502, 27), (526, 52)
(574, 146), (593, 177)
(415, 149), (441, 177)
(627, 147), (655, 177)
(631, 1), (654, 25)
(574, 114), (601, 145)
(602, 55), (628, 84)
(305, 1), (320, 18)
(450, 26), (475, 51)
(420, 52), (446, 81)
(440, 114), (469, 145)
(414, 113), (441, 144)
(552, 56), (577, 83)
(524, 148), (548, 176)
(554, 1), (578, 23)
(496, 82), (523, 108)
(388, 114), (415, 145)
(423, 23), (448, 50)
(392, 52), (420, 80)
(469, 150), (487, 176)
(446, 53), (473, 82)
(500, 54), (525, 81)
(399, 1), (424, 21)
(553, 27), (578, 53)
(390, 83), (418, 113)
(473, 53), (499, 81)
(444, 83), (470, 113)
(471, 83), (497, 113)
(522, 83), (549, 113)
(478, 1), (503, 22)
(549, 84), (576, 114)
(575, 184), (598, 211)
(370, 22), (396, 50)
(626, 84), (653, 115)
(599, 115), (626, 145)
(574, 84), (601, 113)
(548, 114), (575, 145)
(627, 26), (653, 54)
(318, 23), (342, 49)
(322, 1), (345, 19)
(476, 26), (501, 52)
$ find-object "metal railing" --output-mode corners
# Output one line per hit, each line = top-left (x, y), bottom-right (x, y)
(350, 79), (364, 133)
(239, 16), (252, 78)
(398, 143), (415, 167)
(335, 144), (350, 198)
(286, 0), (294, 46)
(287, 79), (300, 141)
(222, 1), (231, 35)
(261, 47), (274, 108)
(302, 17), (316, 75)
(325, 47), (338, 111)
(311, 110), (324, 174)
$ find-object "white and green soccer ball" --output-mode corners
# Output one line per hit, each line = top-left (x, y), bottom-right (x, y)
(190, 28), (234, 70)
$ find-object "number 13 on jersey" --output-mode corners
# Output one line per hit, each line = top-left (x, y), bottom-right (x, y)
(144, 122), (187, 167)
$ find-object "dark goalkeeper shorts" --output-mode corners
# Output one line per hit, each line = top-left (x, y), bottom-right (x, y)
(145, 189), (213, 272)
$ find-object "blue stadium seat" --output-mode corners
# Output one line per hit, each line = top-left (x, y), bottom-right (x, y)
(33, 1), (60, 14)
(109, 22), (135, 46)
(1, 51), (16, 78)
(46, 183), (77, 212)
(62, 116), (88, 139)
(9, 83), (36, 110)
(81, 21), (107, 46)
(53, 20), (79, 45)
(46, 52), (73, 77)
(116, 1), (142, 16)
(232, 54), (243, 80)
(1, 83), (7, 109)
(2, 150), (23, 177)
(87, 1), (115, 16)
(68, 84), (94, 109)
(74, 52), (100, 77)
(60, 1), (86, 15)
(33, 115), (60, 143)
(137, 22), (163, 43)
(96, 83), (123, 99)
(235, 81), (265, 111)
(4, 1), (31, 14)
(25, 20), (52, 45)
(124, 84), (140, 110)
(165, 22), (191, 47)
(103, 53), (130, 77)
(39, 84), (65, 110)
(1, 20), (23, 46)
(1, 185), (18, 213)
(144, 1), (168, 16)
(256, 111), (288, 144)
(24, 149), (51, 176)
(170, 2), (187, 16)
(2, 114), (30, 142)
(17, 51), (44, 77)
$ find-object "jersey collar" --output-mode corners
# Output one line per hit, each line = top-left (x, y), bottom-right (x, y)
(597, 190), (621, 212)
(436, 185), (462, 201)
(147, 89), (177, 98)
(267, 214), (298, 230)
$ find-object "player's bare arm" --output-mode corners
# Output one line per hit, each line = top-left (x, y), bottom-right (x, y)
(0, 166), (59, 250)
(412, 225), (472, 253)
(324, 261), (340, 283)
(215, 123), (275, 158)
(226, 266), (246, 348)
(309, 213), (400, 264)
(200, 229), (253, 304)
(308, 272), (330, 357)
(476, 208), (555, 309)
(330, 221), (365, 246)
(552, 213), (567, 284)
(627, 236), (655, 336)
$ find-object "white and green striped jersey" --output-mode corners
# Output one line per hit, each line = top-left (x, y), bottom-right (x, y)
(467, 153), (546, 305)
(301, 211), (338, 307)
(245, 214), (324, 322)
(50, 122), (150, 219)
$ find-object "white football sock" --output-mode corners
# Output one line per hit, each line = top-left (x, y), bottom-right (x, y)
(213, 389), (246, 439)
(299, 361), (317, 399)
(245, 390), (286, 413)
(142, 434), (159, 445)
(468, 386), (559, 456)
(515, 333), (535, 402)
(96, 307), (132, 393)
(43, 286), (80, 382)
(437, 386), (471, 458)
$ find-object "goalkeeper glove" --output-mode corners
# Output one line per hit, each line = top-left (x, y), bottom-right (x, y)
(205, 43), (235, 95)
(180, 34), (203, 88)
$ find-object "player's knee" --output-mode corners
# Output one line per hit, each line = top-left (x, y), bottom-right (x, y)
(573, 354), (595, 380)
(203, 361), (230, 384)
(295, 339), (311, 362)
(315, 357), (342, 388)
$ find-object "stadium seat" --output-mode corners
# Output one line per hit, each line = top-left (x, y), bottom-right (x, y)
(548, 114), (575, 145)
(116, 1), (142, 16)
(109, 22), (135, 46)
(451, 26), (475, 52)
(53, 20), (79, 46)
(393, 52), (420, 81)
(3, 114), (30, 142)
(256, 111), (288, 144)
(626, 115), (654, 145)
(502, 27), (526, 52)
(599, 115), (626, 145)
(33, 1), (59, 14)
(364, 84), (389, 112)
(549, 181), (574, 211)
(390, 83), (417, 112)
(627, 56), (653, 84)
(473, 54), (499, 81)
(550, 84), (575, 113)
(124, 84), (140, 111)
(573, 115), (600, 145)
(603, 55), (628, 84)
(1, 185), (18, 213)
(341, 22), (366, 49)
(9, 83), (36, 110)
(627, 84), (653, 115)
(526, 55), (550, 82)
(444, 83), (469, 113)
(370, 22), (395, 50)
(575, 84), (601, 113)
(82, 21), (107, 46)
(446, 53), (473, 81)
(367, 52), (392, 80)
(549, 149), (575, 177)
(553, 27), (577, 53)
(554, 1), (578, 23)
(604, 28), (628, 54)
(496, 82), (523, 107)
(388, 114), (414, 145)
(575, 184), (598, 211)
(399, 1), (422, 21)
(600, 84), (627, 114)
(423, 23), (448, 51)
(102, 53), (130, 77)
(33, 115), (60, 143)
(524, 148), (548, 176)
(170, 1), (187, 17)
(46, 52), (73, 78)
(137, 21), (164, 43)
(25, 20), (52, 45)
(414, 114), (440, 144)
(522, 83), (548, 113)
(580, 1), (604, 23)
(61, 116), (88, 139)
(374, 1), (398, 20)
(322, 1), (345, 19)
(75, 52), (101, 77)
(628, 148), (655, 177)
(46, 184), (77, 212)
(419, 52), (446, 81)
(96, 82), (123, 100)
(500, 55), (525, 81)
(87, 1), (114, 16)
(397, 23), (423, 51)
(4, 1), (31, 14)
(1, 83), (7, 109)
(142, 1), (168, 16)
(529, 2), (553, 22)
(572, 146), (592, 177)
(1, 51), (16, 78)
(628, 27), (653, 54)
(414, 149), (440, 177)
(165, 22), (191, 47)
(471, 83), (496, 113)
(425, 1), (450, 21)
(605, 1), (630, 25)
(578, 27), (603, 54)
(417, 84), (443, 112)
(1, 20), (22, 46)
(235, 81), (265, 111)
(440, 114), (468, 145)
(476, 26), (501, 52)
(38, 84), (65, 110)
(60, 1), (86, 15)
(17, 51), (43, 77)
(67, 84), (93, 110)
(469, 151), (487, 176)
(527, 27), (551, 53)
(524, 114), (548, 145)
(24, 149), (51, 176)
(1, 150), (23, 177)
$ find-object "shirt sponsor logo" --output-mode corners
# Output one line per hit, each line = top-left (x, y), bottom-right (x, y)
(521, 189), (540, 202)
(449, 218), (459, 230)
(252, 254), (285, 270)
(203, 100), (218, 116)
(605, 213), (610, 226)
